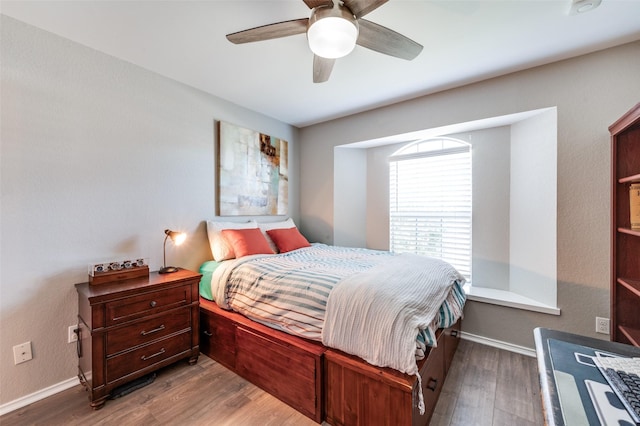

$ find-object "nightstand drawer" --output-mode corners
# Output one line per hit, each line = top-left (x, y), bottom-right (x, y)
(106, 309), (191, 356)
(106, 331), (191, 383)
(76, 269), (201, 409)
(105, 285), (191, 326)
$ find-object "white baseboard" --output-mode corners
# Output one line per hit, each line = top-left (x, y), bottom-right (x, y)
(461, 331), (537, 358)
(0, 333), (534, 416)
(0, 376), (79, 417)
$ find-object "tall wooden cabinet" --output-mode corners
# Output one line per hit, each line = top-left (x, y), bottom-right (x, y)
(610, 102), (640, 346)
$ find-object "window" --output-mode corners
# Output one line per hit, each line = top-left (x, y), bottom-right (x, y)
(389, 138), (472, 280)
(333, 108), (558, 314)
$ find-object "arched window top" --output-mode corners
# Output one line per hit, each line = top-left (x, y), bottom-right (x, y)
(390, 137), (470, 160)
(388, 136), (472, 280)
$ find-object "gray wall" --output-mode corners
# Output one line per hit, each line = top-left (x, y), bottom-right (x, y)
(334, 147), (367, 247)
(469, 127), (511, 291)
(0, 16), (299, 405)
(510, 111), (557, 306)
(299, 40), (640, 349)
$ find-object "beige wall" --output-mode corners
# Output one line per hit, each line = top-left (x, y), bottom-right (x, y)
(299, 40), (640, 349)
(0, 16), (299, 406)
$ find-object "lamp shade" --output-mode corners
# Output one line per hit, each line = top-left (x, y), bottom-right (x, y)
(167, 230), (186, 245)
(160, 229), (186, 274)
(308, 4), (358, 59)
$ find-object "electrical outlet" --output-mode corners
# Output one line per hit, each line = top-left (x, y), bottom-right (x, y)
(596, 317), (610, 334)
(13, 342), (33, 364)
(68, 325), (78, 343)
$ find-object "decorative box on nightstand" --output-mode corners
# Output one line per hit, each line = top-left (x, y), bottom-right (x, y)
(75, 268), (202, 409)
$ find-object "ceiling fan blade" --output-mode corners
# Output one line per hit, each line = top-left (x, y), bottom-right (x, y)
(313, 55), (335, 83)
(356, 19), (423, 60)
(343, 0), (388, 18)
(226, 18), (308, 44)
(303, 0), (333, 8)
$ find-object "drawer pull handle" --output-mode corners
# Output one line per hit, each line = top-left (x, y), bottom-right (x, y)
(141, 348), (165, 361)
(426, 378), (438, 392)
(203, 331), (213, 337)
(451, 330), (459, 338)
(149, 301), (157, 308)
(141, 325), (165, 336)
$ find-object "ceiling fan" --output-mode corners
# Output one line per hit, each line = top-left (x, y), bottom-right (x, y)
(226, 0), (423, 83)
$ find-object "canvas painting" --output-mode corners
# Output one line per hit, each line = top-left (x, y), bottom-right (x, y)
(217, 121), (289, 216)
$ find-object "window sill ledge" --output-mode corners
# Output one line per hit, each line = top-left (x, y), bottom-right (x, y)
(463, 284), (561, 316)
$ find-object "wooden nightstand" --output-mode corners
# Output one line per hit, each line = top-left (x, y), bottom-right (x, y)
(75, 268), (201, 409)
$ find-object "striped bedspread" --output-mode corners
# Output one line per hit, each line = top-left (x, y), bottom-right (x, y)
(206, 244), (466, 355)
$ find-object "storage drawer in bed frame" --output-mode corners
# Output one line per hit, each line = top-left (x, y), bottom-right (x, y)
(199, 299), (325, 423)
(200, 298), (461, 426)
(324, 319), (461, 426)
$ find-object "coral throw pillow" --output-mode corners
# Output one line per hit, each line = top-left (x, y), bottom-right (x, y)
(266, 227), (311, 253)
(220, 228), (274, 258)
(206, 220), (258, 261)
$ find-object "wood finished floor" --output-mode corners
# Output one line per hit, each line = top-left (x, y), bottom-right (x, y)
(1, 339), (544, 425)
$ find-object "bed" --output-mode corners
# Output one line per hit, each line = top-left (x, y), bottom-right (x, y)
(198, 219), (467, 425)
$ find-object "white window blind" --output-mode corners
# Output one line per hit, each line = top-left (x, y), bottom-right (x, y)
(389, 139), (472, 280)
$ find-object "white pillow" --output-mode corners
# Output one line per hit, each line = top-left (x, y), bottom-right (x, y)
(206, 220), (258, 261)
(258, 218), (296, 253)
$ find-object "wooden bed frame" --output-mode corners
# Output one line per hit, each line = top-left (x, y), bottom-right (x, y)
(199, 298), (461, 425)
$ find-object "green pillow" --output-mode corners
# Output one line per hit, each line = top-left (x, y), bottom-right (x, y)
(199, 260), (221, 301)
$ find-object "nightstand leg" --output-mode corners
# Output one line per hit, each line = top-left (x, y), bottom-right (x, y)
(188, 354), (199, 365)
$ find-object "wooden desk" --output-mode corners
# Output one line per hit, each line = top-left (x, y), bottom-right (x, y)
(534, 327), (640, 425)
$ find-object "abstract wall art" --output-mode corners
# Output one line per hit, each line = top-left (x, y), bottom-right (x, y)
(216, 121), (289, 216)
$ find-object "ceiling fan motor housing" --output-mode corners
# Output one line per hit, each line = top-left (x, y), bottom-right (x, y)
(307, 3), (359, 59)
(226, 0), (422, 82)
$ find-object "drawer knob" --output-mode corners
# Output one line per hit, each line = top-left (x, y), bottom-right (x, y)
(141, 348), (165, 361)
(426, 378), (438, 392)
(149, 301), (157, 308)
(141, 325), (165, 336)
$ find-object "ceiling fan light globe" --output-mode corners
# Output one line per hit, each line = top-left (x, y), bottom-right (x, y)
(307, 4), (358, 59)
(308, 18), (358, 59)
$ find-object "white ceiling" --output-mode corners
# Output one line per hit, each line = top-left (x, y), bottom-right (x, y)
(2, 0), (639, 127)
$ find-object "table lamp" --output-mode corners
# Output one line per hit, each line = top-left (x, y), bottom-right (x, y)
(160, 229), (186, 274)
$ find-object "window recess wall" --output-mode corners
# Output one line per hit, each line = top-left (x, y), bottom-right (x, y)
(334, 107), (559, 315)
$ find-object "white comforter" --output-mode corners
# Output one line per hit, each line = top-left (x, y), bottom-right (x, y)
(321, 253), (465, 414)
